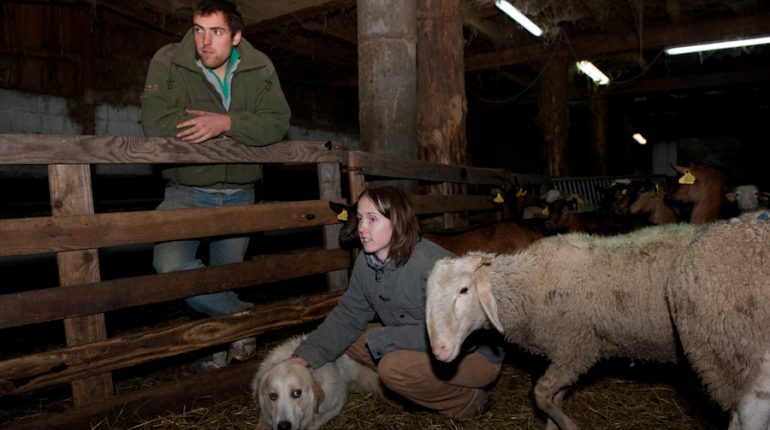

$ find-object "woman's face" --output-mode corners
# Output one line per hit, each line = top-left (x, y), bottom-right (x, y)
(356, 195), (393, 262)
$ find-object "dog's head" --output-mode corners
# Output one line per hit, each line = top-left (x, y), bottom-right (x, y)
(253, 360), (325, 430)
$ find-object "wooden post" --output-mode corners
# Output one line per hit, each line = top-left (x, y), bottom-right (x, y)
(317, 162), (348, 291)
(48, 164), (113, 406)
(417, 0), (468, 229)
(538, 47), (570, 177)
(357, 0), (417, 159)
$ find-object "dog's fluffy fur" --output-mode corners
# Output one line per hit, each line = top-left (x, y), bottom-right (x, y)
(252, 335), (381, 430)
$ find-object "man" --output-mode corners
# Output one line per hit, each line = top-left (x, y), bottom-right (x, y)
(141, 0), (291, 369)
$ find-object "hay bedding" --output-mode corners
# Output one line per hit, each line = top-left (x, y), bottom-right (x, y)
(90, 338), (725, 430)
(0, 300), (727, 429)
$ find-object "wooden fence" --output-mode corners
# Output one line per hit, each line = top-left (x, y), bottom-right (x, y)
(0, 133), (530, 429)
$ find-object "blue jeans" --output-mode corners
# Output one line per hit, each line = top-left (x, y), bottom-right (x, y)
(153, 184), (255, 317)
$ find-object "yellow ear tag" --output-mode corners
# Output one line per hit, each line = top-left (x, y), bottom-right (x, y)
(516, 188), (527, 198)
(621, 189), (627, 195)
(337, 209), (349, 222)
(653, 183), (662, 196)
(679, 170), (696, 185)
(726, 193), (736, 202)
(542, 207), (549, 216)
(494, 192), (505, 204)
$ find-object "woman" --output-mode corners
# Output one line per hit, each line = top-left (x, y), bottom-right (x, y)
(291, 186), (504, 419)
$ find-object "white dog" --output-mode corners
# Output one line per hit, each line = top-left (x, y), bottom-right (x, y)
(252, 335), (381, 430)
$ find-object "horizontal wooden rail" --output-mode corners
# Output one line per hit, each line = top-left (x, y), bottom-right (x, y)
(0, 248), (349, 329)
(0, 289), (344, 396)
(0, 134), (343, 164)
(0, 200), (343, 257)
(346, 150), (548, 185)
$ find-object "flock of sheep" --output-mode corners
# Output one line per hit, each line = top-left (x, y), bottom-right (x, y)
(425, 210), (770, 430)
(313, 166), (770, 429)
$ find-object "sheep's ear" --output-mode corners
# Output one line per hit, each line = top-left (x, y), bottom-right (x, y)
(474, 268), (504, 333)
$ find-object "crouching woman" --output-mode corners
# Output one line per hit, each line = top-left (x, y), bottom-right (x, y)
(290, 186), (504, 419)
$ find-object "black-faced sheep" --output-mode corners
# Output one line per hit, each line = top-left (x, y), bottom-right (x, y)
(425, 223), (708, 430)
(668, 211), (770, 429)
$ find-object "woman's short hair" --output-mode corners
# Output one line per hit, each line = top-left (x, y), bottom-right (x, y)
(358, 186), (419, 266)
(194, 0), (244, 35)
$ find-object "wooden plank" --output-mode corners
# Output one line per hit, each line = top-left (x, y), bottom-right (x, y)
(346, 150), (511, 185)
(0, 199), (343, 257)
(0, 135), (343, 164)
(465, 15), (770, 72)
(0, 290), (343, 396)
(5, 359), (261, 430)
(317, 162), (349, 291)
(0, 249), (350, 329)
(48, 164), (113, 406)
(410, 194), (498, 215)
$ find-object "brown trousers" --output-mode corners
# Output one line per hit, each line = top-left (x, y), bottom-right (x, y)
(345, 324), (502, 419)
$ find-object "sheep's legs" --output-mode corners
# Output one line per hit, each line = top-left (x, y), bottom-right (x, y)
(544, 389), (568, 430)
(534, 364), (580, 430)
(729, 350), (770, 430)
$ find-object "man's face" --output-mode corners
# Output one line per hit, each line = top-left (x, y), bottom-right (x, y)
(192, 11), (241, 75)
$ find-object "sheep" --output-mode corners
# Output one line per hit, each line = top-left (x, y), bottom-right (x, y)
(425, 223), (709, 430)
(668, 211), (770, 429)
(629, 188), (679, 225)
(726, 185), (766, 214)
(328, 201), (543, 255)
(668, 164), (727, 223)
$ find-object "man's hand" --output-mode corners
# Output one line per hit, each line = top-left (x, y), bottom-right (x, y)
(176, 109), (232, 144)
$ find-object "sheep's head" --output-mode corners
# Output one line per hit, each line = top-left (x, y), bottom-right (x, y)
(426, 254), (498, 363)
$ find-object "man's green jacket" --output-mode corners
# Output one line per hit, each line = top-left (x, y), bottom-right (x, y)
(141, 29), (291, 188)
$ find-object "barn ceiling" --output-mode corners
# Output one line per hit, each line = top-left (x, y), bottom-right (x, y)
(3, 0), (768, 150)
(125, 0), (770, 85)
(120, 0), (770, 133)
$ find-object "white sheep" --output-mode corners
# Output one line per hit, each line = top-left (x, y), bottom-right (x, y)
(425, 223), (708, 430)
(727, 185), (763, 214)
(668, 211), (770, 430)
(427, 213), (770, 429)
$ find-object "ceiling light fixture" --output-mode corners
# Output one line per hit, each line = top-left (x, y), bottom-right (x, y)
(665, 35), (770, 55)
(576, 61), (610, 85)
(494, 0), (543, 37)
(632, 133), (647, 145)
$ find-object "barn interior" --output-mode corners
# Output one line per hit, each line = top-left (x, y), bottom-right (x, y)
(1, 0), (768, 428)
(1, 0), (769, 186)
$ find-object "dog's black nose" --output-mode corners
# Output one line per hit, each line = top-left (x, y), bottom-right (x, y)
(277, 421), (292, 430)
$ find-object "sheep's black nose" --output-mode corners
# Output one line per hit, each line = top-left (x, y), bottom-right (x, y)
(277, 421), (292, 430)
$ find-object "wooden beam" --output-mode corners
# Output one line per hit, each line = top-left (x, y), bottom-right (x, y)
(4, 359), (261, 430)
(243, 0), (356, 33)
(0, 135), (344, 165)
(465, 14), (770, 72)
(0, 200), (342, 257)
(0, 249), (349, 328)
(0, 290), (343, 396)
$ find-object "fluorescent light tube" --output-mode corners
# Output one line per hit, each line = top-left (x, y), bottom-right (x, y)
(632, 133), (647, 145)
(576, 61), (610, 85)
(494, 0), (543, 37)
(665, 36), (770, 55)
